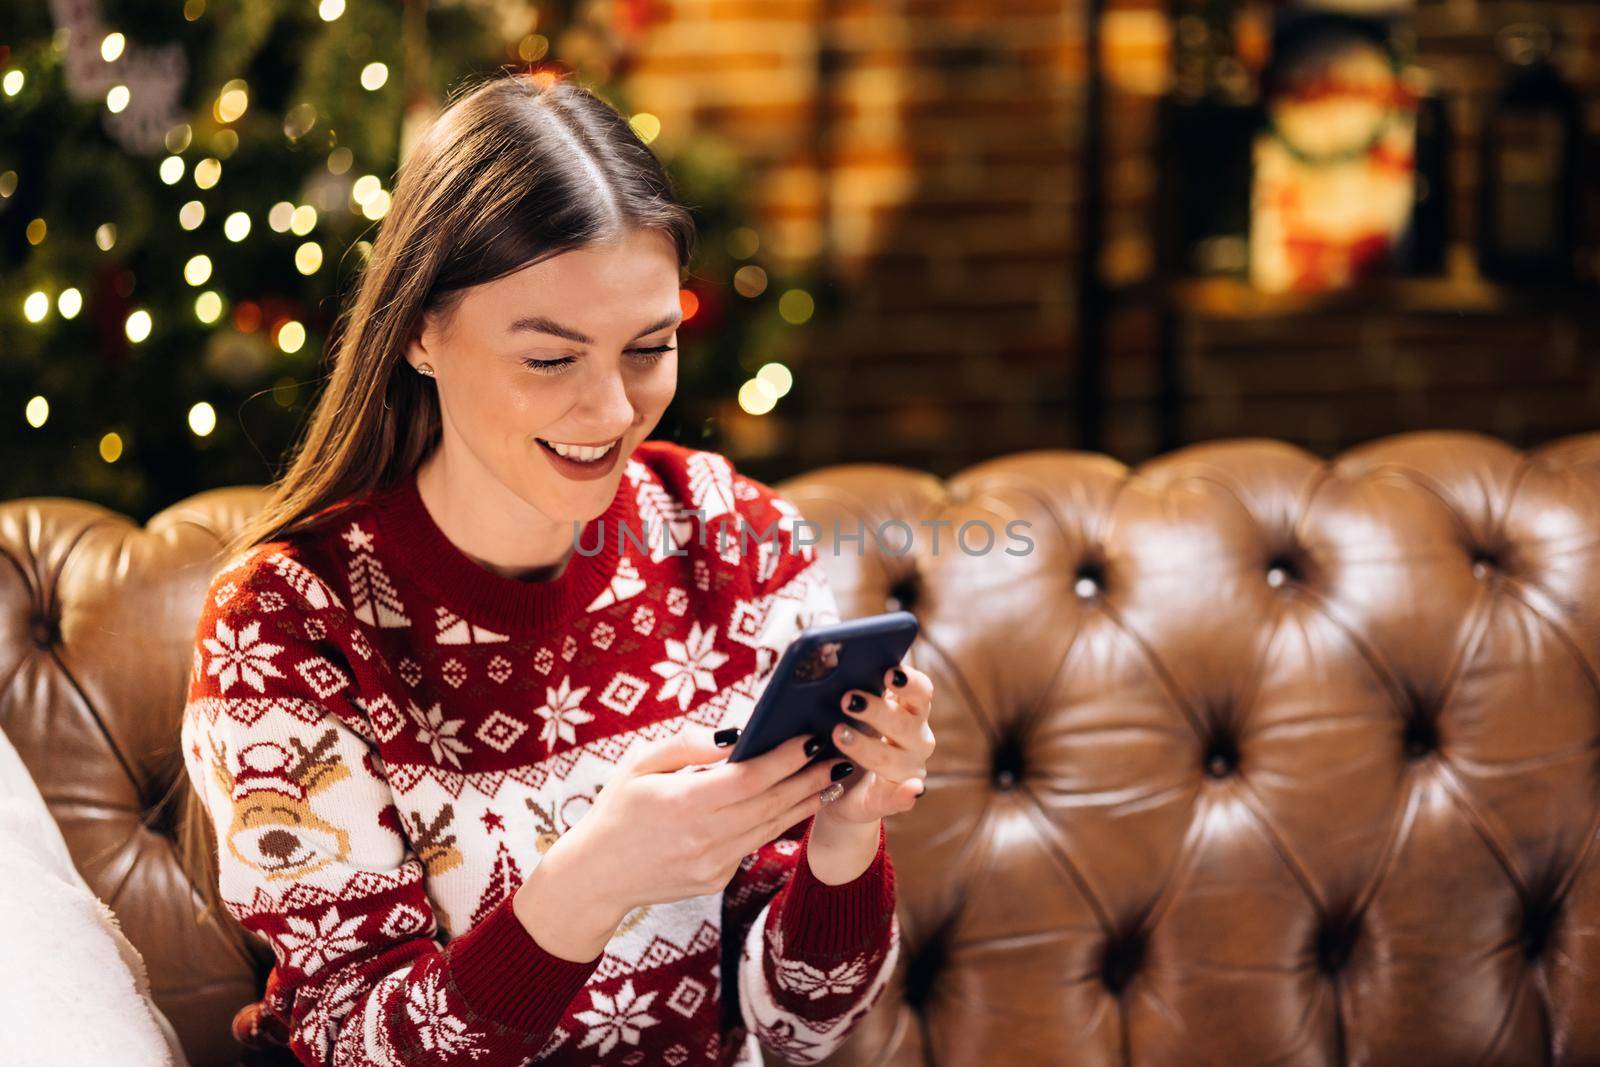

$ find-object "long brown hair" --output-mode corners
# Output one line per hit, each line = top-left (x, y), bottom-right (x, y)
(176, 70), (699, 948)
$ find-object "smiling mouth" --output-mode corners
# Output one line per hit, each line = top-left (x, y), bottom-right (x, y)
(535, 437), (620, 463)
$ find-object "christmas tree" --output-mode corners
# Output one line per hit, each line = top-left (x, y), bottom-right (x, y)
(2, 0), (816, 517)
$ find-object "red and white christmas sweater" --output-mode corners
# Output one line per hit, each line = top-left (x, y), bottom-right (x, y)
(180, 439), (900, 1066)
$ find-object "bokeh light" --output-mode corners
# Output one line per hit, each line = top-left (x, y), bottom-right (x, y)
(188, 402), (217, 436)
(23, 291), (49, 323)
(125, 309), (152, 343)
(195, 291), (224, 324)
(184, 254), (213, 286)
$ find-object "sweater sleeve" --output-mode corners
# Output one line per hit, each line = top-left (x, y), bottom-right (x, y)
(718, 481), (903, 1062)
(723, 818), (900, 1064)
(180, 549), (602, 1066)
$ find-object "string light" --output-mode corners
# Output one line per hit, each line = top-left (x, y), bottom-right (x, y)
(233, 301), (261, 332)
(276, 320), (306, 353)
(195, 291), (223, 324)
(215, 78), (248, 123)
(25, 396), (49, 428)
(23, 291), (50, 323)
(101, 32), (125, 62)
(628, 113), (661, 144)
(26, 218), (46, 245)
(294, 241), (323, 274)
(319, 0), (345, 20)
(184, 254), (213, 285)
(125, 309), (152, 343)
(361, 190), (390, 220)
(778, 289), (814, 324)
(223, 210), (250, 241)
(159, 155), (185, 184)
(2, 71), (24, 97)
(193, 157), (221, 189)
(290, 204), (318, 235)
(179, 200), (205, 229)
(517, 35), (549, 62)
(267, 201), (294, 232)
(360, 62), (389, 91)
(351, 174), (382, 205)
(738, 378), (778, 416)
(95, 223), (116, 250)
(756, 362), (793, 397)
(326, 147), (353, 175)
(99, 432), (123, 463)
(188, 402), (217, 436)
(283, 102), (317, 141)
(57, 288), (82, 318)
(106, 84), (130, 112)
(0, 171), (15, 198)
(733, 265), (766, 298)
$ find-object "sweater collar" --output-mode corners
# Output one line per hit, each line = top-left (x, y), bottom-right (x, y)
(369, 462), (637, 638)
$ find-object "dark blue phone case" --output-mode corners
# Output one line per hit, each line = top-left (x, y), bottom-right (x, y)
(726, 610), (920, 764)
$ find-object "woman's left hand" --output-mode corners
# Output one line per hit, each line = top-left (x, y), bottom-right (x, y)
(814, 662), (935, 825)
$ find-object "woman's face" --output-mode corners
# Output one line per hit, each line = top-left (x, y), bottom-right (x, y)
(406, 227), (681, 528)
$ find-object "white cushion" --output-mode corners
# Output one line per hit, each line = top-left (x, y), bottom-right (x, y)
(0, 727), (189, 1066)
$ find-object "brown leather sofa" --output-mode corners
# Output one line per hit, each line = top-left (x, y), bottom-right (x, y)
(5, 428), (1600, 1066)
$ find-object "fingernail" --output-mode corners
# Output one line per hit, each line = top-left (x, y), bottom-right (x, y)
(714, 727), (740, 747)
(892, 668), (908, 688)
(846, 693), (867, 712)
(820, 782), (845, 804)
(804, 736), (823, 757)
(838, 726), (854, 745)
(831, 761), (855, 781)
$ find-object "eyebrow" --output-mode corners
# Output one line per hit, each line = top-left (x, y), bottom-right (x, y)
(507, 312), (682, 345)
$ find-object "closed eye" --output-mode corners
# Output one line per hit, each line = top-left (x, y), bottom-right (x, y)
(521, 345), (675, 374)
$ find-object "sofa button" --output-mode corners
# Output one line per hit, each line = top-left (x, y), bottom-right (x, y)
(1402, 716), (1437, 760)
(1100, 932), (1145, 993)
(1203, 733), (1239, 778)
(1074, 560), (1104, 599)
(30, 612), (58, 648)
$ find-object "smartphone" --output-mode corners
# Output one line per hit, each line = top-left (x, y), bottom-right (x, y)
(725, 610), (920, 765)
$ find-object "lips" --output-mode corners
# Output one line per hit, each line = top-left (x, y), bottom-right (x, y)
(535, 437), (618, 463)
(534, 436), (624, 481)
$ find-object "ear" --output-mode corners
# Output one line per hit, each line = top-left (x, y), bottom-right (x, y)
(403, 308), (433, 372)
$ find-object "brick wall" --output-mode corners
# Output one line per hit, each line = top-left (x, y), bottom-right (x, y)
(622, 0), (1600, 479)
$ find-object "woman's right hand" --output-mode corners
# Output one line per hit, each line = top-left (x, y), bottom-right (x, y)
(513, 726), (852, 961)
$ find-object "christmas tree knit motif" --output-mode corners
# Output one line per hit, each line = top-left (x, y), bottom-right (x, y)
(181, 439), (900, 1066)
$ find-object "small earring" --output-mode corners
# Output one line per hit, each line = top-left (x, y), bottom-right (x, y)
(416, 363), (435, 377)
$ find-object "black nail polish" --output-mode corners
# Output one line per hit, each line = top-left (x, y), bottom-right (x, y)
(831, 761), (855, 781)
(892, 668), (908, 688)
(847, 693), (866, 712)
(804, 736), (823, 757)
(714, 727), (740, 747)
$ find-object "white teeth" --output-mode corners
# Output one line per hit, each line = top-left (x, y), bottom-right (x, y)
(539, 438), (618, 462)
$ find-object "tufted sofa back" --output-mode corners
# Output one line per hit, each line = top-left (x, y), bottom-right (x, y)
(4, 429), (1600, 1066)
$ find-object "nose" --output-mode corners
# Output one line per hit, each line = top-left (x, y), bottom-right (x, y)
(579, 363), (637, 431)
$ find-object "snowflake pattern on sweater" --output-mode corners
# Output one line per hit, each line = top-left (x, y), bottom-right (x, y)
(180, 440), (900, 1066)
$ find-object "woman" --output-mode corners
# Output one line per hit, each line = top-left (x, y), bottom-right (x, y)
(176, 71), (936, 1067)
